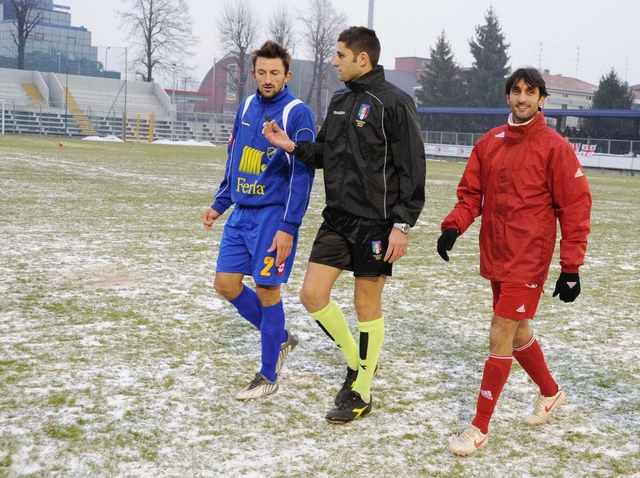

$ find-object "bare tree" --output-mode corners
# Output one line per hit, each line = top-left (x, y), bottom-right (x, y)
(267, 5), (296, 54)
(299, 0), (345, 121)
(118, 0), (198, 82)
(216, 0), (260, 101)
(9, 0), (43, 70)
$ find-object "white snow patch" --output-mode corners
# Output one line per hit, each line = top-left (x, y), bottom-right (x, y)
(152, 139), (215, 147)
(82, 135), (124, 142)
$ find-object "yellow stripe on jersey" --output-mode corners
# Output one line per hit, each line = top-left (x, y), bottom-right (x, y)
(238, 146), (265, 176)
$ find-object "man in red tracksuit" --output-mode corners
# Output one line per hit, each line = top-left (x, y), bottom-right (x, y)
(438, 67), (592, 457)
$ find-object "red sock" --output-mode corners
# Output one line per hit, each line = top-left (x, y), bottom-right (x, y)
(471, 354), (512, 434)
(513, 335), (558, 397)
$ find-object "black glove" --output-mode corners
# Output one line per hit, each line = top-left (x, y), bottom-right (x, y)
(437, 228), (458, 261)
(552, 272), (581, 302)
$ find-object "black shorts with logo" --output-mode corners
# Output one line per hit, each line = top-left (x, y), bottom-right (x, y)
(309, 207), (393, 277)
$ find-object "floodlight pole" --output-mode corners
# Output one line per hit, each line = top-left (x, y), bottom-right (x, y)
(64, 58), (69, 137)
(171, 63), (177, 141)
(124, 47), (128, 141)
(367, 0), (374, 28)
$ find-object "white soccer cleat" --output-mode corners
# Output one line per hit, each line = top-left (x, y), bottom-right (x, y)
(235, 373), (278, 401)
(525, 388), (566, 425)
(448, 425), (488, 457)
(275, 331), (299, 375)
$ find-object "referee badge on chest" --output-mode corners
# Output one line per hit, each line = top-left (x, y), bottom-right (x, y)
(356, 104), (371, 127)
(371, 240), (383, 260)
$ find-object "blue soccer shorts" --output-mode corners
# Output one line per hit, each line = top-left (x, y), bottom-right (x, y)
(216, 204), (298, 286)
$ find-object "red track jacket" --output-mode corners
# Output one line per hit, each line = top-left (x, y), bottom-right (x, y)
(441, 111), (592, 284)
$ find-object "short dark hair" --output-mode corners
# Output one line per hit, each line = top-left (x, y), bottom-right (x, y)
(505, 67), (549, 97)
(251, 41), (292, 74)
(337, 26), (381, 67)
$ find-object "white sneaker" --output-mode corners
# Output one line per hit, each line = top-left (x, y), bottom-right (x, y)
(448, 425), (488, 457)
(525, 388), (566, 425)
(235, 373), (278, 401)
(275, 331), (299, 375)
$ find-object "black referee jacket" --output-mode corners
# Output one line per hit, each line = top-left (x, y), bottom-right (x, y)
(292, 65), (426, 226)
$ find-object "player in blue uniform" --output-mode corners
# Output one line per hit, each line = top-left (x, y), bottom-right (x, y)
(203, 41), (316, 400)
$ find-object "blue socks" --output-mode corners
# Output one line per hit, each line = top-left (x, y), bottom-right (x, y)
(229, 286), (287, 381)
(229, 285), (262, 330)
(259, 301), (285, 381)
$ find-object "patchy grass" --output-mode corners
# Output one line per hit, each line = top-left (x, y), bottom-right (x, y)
(0, 134), (639, 477)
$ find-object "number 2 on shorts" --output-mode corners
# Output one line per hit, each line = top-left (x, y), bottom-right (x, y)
(260, 256), (274, 276)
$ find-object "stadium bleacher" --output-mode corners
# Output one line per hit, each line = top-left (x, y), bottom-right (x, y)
(0, 67), (233, 142)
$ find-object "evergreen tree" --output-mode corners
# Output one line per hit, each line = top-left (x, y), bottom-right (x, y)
(587, 68), (634, 137)
(417, 31), (465, 107)
(466, 7), (510, 107)
(592, 68), (633, 109)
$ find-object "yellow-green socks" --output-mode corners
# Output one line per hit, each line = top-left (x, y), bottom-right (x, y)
(310, 300), (358, 371)
(352, 317), (385, 402)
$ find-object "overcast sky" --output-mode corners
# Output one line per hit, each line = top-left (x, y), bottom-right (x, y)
(62, 0), (639, 90)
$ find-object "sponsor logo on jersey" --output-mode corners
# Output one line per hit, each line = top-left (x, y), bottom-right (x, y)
(525, 284), (538, 289)
(333, 110), (346, 115)
(241, 120), (250, 127)
(495, 131), (505, 138)
(276, 261), (285, 276)
(236, 177), (266, 195)
(574, 168), (584, 178)
(239, 146), (266, 175)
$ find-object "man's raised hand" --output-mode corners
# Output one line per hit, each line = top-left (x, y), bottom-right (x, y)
(263, 120), (294, 152)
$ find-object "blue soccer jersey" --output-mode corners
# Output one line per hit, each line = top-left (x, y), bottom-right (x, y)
(212, 87), (316, 282)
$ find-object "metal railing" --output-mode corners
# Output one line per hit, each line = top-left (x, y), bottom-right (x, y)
(4, 103), (637, 155)
(425, 130), (640, 156)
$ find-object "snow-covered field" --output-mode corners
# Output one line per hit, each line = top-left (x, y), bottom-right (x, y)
(1, 135), (639, 477)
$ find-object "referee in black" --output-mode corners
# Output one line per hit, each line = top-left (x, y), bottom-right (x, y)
(264, 26), (425, 423)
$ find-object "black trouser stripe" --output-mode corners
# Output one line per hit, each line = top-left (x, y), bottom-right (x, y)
(359, 331), (369, 360)
(316, 321), (335, 341)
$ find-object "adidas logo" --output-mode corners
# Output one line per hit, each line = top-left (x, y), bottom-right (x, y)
(516, 304), (526, 313)
(574, 168), (584, 178)
(495, 131), (505, 138)
(480, 390), (494, 401)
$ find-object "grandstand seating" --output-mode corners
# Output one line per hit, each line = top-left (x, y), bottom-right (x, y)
(63, 87), (97, 136)
(21, 83), (48, 107)
(0, 67), (234, 142)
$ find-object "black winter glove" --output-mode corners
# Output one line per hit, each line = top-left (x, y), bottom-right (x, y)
(552, 272), (581, 302)
(437, 228), (458, 261)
